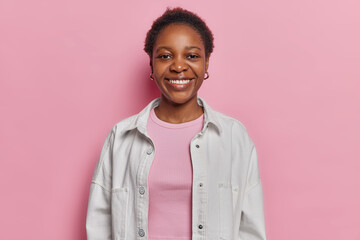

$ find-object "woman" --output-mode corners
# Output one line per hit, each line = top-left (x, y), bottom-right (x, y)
(86, 7), (267, 240)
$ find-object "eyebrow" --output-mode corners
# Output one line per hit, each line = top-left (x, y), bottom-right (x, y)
(156, 46), (202, 53)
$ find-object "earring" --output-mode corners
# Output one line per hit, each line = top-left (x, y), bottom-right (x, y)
(204, 71), (209, 80)
(150, 72), (154, 81)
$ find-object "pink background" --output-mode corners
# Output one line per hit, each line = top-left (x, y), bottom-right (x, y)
(1, 0), (359, 239)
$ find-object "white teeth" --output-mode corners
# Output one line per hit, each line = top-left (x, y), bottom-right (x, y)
(168, 79), (192, 84)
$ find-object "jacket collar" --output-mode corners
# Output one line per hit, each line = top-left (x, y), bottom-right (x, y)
(124, 97), (223, 136)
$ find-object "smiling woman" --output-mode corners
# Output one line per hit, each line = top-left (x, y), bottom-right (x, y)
(151, 23), (208, 120)
(86, 7), (267, 240)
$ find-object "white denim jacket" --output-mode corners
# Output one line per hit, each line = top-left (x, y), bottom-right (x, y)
(86, 97), (267, 240)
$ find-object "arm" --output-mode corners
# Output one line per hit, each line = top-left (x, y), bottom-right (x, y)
(86, 129), (114, 240)
(239, 145), (267, 240)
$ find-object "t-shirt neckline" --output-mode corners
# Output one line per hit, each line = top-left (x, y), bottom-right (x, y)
(149, 108), (204, 129)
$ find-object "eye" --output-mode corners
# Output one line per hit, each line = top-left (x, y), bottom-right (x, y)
(158, 54), (171, 59)
(187, 54), (199, 60)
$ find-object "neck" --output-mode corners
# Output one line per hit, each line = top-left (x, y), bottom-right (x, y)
(154, 95), (204, 124)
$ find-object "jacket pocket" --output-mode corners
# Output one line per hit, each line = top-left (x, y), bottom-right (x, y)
(111, 187), (129, 240)
(218, 183), (235, 240)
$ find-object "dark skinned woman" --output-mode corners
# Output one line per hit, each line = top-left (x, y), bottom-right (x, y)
(86, 7), (267, 240)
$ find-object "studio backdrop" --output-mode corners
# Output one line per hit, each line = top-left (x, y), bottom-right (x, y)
(0, 0), (359, 239)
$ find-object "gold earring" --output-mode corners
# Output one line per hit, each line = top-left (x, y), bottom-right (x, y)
(150, 72), (154, 81)
(204, 71), (209, 80)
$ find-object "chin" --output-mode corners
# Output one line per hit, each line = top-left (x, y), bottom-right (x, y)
(163, 93), (197, 105)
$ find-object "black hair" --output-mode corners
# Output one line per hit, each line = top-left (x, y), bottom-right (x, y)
(144, 7), (214, 65)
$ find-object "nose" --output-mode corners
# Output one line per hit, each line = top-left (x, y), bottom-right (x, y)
(169, 57), (188, 72)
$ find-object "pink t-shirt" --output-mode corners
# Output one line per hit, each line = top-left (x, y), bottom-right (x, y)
(146, 108), (204, 240)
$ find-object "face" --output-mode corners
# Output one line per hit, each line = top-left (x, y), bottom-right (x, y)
(151, 23), (209, 105)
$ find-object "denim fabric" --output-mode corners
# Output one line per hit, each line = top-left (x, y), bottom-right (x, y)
(86, 97), (267, 240)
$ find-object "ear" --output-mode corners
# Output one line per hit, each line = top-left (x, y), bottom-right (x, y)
(205, 56), (209, 71)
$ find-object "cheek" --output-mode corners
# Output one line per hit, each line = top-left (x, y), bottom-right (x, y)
(153, 63), (169, 76)
(191, 63), (206, 75)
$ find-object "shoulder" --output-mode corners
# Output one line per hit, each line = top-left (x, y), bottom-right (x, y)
(109, 98), (160, 136)
(212, 109), (250, 135)
(109, 113), (139, 136)
(212, 110), (255, 148)
(114, 114), (138, 130)
(199, 97), (250, 139)
(215, 111), (247, 130)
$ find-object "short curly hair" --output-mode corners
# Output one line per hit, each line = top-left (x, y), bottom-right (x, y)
(144, 7), (214, 63)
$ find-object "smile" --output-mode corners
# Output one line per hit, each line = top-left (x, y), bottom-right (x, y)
(167, 79), (193, 84)
(165, 78), (195, 90)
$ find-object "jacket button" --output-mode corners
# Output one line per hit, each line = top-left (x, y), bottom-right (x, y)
(146, 147), (153, 155)
(198, 224), (203, 229)
(195, 144), (200, 148)
(138, 228), (145, 237)
(139, 186), (145, 195)
(199, 183), (203, 187)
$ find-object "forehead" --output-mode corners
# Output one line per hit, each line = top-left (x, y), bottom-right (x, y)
(154, 23), (204, 49)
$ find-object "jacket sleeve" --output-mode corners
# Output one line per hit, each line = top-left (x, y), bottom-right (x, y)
(86, 129), (114, 240)
(239, 145), (267, 240)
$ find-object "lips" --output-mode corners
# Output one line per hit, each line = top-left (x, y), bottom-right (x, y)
(164, 78), (195, 90)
